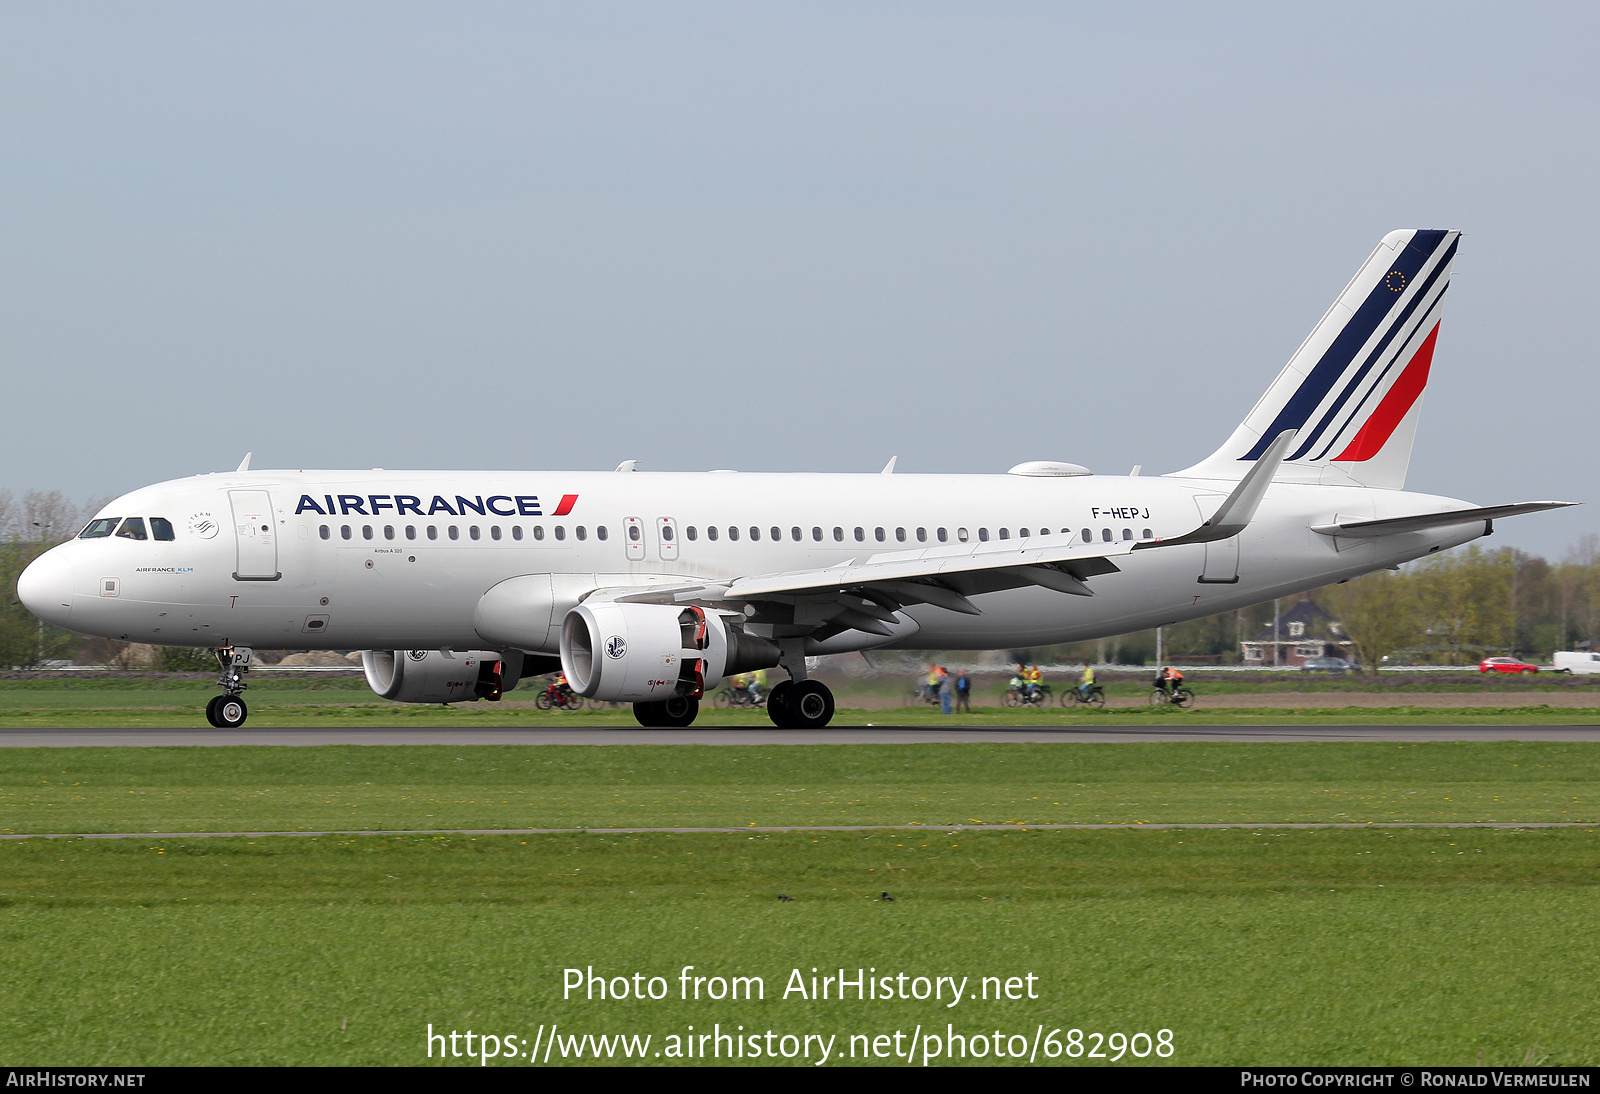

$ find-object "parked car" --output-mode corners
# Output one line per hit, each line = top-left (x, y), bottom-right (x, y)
(1552, 651), (1600, 675)
(1300, 656), (1357, 673)
(1478, 657), (1539, 675)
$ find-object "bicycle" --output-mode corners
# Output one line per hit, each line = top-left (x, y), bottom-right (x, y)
(1062, 683), (1106, 707)
(1002, 683), (1053, 708)
(714, 685), (767, 709)
(1147, 685), (1196, 710)
(905, 683), (942, 706)
(534, 683), (585, 711)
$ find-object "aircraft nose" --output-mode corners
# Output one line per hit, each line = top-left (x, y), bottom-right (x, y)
(18, 547), (74, 626)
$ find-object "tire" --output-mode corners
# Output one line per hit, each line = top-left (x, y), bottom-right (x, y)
(1088, 687), (1105, 708)
(787, 680), (835, 729)
(1038, 685), (1053, 705)
(714, 691), (732, 708)
(214, 695), (247, 728)
(1521, 668), (1535, 675)
(659, 695), (699, 727)
(535, 693), (553, 711)
(1148, 690), (1167, 706)
(1172, 687), (1196, 710)
(564, 696), (585, 711)
(204, 695), (223, 727)
(1003, 690), (1021, 708)
(767, 681), (794, 727)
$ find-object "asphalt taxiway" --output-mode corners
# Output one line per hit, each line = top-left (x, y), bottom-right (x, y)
(1, 724), (1598, 746)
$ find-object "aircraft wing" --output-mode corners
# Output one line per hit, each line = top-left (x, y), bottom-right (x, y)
(1311, 501), (1575, 539)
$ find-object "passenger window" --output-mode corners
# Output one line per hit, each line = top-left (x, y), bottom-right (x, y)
(749, 526), (760, 541)
(151, 517), (176, 541)
(708, 526), (719, 541)
(957, 528), (969, 542)
(1142, 528), (1153, 539)
(596, 526), (608, 541)
(937, 528), (947, 542)
(628, 524), (641, 541)
(427, 526), (438, 541)
(833, 527), (843, 542)
(341, 525), (352, 540)
(79, 518), (120, 539)
(998, 528), (1009, 540)
(812, 527), (822, 541)
(686, 526), (697, 541)
(448, 526), (460, 541)
(512, 526), (523, 541)
(916, 528), (926, 542)
(575, 526), (587, 541)
(1122, 528), (1132, 540)
(533, 526), (544, 541)
(319, 525), (330, 540)
(978, 528), (989, 542)
(728, 527), (739, 541)
(1081, 528), (1092, 542)
(874, 527), (885, 542)
(854, 527), (864, 542)
(406, 525), (416, 540)
(470, 526), (481, 540)
(384, 526), (395, 540)
(115, 518), (148, 541)
(554, 526), (566, 541)
(1101, 529), (1112, 542)
(771, 526), (780, 542)
(491, 526), (502, 541)
(1018, 528), (1029, 538)
(362, 525), (374, 540)
(896, 527), (906, 542)
(791, 527), (801, 541)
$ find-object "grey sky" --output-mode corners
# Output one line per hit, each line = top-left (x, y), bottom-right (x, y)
(2, 2), (1595, 559)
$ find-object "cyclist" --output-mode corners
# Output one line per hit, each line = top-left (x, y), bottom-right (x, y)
(1154, 664), (1184, 700)
(553, 672), (576, 705)
(926, 665), (946, 703)
(747, 668), (766, 704)
(1076, 660), (1096, 702)
(1023, 663), (1045, 703)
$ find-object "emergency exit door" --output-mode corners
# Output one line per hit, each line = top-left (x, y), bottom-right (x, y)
(229, 490), (280, 580)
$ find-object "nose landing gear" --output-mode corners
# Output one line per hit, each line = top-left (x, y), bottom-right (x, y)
(206, 647), (253, 728)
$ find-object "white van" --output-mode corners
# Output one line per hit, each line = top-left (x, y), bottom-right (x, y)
(1552, 651), (1600, 675)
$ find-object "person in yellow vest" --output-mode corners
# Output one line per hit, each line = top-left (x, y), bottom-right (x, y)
(1076, 660), (1095, 702)
(748, 668), (766, 704)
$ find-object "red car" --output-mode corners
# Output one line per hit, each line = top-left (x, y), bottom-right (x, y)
(1478, 657), (1539, 675)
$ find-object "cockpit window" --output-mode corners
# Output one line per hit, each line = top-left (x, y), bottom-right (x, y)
(115, 517), (148, 541)
(79, 518), (120, 539)
(150, 517), (176, 541)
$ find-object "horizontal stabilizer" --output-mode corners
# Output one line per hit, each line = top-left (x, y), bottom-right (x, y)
(1311, 501), (1575, 538)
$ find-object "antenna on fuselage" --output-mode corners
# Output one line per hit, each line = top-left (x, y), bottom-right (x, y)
(881, 456), (897, 474)
(614, 460), (638, 472)
(235, 452), (252, 472)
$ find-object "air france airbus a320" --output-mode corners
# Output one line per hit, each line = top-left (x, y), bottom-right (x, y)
(17, 230), (1572, 729)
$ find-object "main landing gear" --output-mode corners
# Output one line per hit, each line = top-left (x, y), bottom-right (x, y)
(633, 695), (699, 728)
(766, 680), (835, 730)
(206, 646), (253, 729)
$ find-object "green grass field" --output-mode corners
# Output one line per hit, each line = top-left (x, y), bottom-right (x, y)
(1, 742), (1599, 1066)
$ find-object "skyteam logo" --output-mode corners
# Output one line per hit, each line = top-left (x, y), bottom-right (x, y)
(605, 636), (627, 660)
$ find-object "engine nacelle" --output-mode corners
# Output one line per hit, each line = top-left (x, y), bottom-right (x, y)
(362, 649), (525, 704)
(560, 603), (779, 703)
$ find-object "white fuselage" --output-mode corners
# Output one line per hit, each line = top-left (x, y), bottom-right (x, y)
(23, 468), (1482, 656)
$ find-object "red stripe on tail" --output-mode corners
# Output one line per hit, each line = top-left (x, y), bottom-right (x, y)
(550, 494), (579, 517)
(1332, 323), (1440, 463)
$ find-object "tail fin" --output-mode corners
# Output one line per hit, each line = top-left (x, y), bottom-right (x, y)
(1172, 229), (1460, 489)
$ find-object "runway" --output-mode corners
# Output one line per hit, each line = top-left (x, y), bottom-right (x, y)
(2, 724), (1599, 746)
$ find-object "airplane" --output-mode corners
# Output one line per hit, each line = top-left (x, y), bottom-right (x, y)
(17, 229), (1573, 730)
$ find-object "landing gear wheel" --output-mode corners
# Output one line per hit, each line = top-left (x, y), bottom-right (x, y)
(781, 680), (834, 729)
(632, 696), (700, 728)
(766, 680), (794, 728)
(209, 695), (248, 728)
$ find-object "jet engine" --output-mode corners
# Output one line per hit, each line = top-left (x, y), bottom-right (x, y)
(559, 603), (779, 703)
(361, 648), (526, 704)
